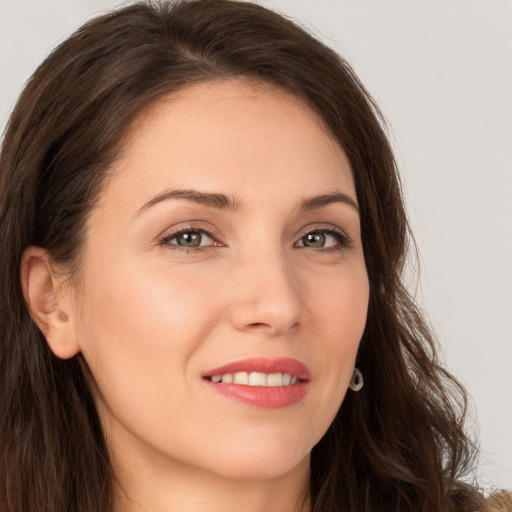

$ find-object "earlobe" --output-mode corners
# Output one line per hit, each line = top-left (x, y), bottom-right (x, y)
(21, 246), (80, 359)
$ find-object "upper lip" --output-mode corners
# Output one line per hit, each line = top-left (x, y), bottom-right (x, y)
(202, 357), (311, 381)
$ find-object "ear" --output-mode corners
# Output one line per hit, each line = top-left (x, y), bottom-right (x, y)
(21, 246), (80, 359)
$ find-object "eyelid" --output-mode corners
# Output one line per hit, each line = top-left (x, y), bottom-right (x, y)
(156, 222), (352, 252)
(295, 223), (351, 244)
(157, 223), (224, 250)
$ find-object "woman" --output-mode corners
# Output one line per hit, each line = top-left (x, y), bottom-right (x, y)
(0, 1), (492, 511)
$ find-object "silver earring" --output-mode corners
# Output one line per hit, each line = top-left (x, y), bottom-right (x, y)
(349, 368), (364, 391)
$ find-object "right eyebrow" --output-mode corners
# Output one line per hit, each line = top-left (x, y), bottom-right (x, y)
(134, 188), (241, 217)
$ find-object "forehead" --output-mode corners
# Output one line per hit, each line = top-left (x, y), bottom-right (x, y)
(103, 79), (354, 211)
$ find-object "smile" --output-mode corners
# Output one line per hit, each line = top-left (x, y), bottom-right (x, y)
(202, 357), (310, 408)
(206, 372), (299, 386)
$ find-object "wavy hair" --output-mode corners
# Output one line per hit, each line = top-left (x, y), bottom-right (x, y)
(0, 1), (485, 511)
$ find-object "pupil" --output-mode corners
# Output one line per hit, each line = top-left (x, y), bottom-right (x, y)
(177, 232), (201, 247)
(305, 232), (325, 248)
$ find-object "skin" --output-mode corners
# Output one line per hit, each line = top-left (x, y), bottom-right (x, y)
(23, 80), (369, 512)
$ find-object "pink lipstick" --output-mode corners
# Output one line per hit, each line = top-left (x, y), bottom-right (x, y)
(202, 357), (310, 409)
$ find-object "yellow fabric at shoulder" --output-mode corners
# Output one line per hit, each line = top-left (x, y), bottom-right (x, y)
(486, 490), (512, 512)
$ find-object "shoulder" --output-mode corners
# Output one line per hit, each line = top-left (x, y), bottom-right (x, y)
(486, 490), (512, 512)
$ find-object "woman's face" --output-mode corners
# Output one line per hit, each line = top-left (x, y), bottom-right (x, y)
(70, 80), (369, 482)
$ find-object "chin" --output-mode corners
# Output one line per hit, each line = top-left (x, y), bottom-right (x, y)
(192, 430), (313, 482)
(210, 451), (310, 482)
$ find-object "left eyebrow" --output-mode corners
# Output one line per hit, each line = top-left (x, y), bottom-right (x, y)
(300, 192), (359, 214)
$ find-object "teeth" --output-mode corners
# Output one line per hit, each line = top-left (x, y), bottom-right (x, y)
(210, 372), (298, 387)
(233, 372), (249, 385)
(248, 372), (266, 386)
(267, 373), (282, 386)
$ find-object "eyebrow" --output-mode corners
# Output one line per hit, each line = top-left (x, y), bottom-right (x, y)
(135, 188), (359, 217)
(135, 188), (241, 216)
(300, 192), (359, 213)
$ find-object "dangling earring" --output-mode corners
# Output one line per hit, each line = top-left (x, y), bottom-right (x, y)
(349, 368), (364, 391)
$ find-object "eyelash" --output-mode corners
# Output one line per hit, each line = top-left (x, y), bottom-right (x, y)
(158, 227), (218, 254)
(157, 225), (352, 254)
(296, 227), (351, 253)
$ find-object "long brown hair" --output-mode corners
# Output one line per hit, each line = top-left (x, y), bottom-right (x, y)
(0, 1), (485, 511)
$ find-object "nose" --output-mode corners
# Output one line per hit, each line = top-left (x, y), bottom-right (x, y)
(228, 249), (306, 336)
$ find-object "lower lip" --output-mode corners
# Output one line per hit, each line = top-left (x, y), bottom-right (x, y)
(204, 380), (309, 409)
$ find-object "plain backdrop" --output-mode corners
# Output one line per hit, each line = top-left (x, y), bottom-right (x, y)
(1, 0), (511, 491)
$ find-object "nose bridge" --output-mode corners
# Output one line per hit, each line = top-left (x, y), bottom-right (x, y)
(229, 238), (305, 334)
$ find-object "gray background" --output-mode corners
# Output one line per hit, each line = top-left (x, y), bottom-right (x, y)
(1, 0), (510, 491)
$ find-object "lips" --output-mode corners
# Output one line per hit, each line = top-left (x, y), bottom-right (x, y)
(202, 357), (310, 409)
(202, 357), (311, 381)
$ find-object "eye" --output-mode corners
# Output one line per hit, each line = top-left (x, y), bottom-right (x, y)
(295, 229), (349, 250)
(159, 228), (216, 249)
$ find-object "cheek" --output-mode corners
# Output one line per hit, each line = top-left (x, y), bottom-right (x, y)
(305, 264), (369, 423)
(312, 263), (369, 354)
(80, 256), (219, 343)
(74, 258), (223, 406)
